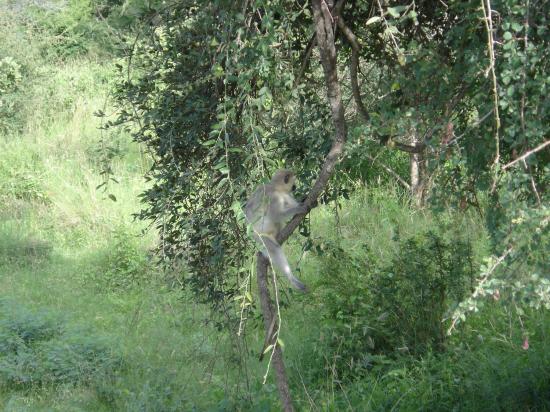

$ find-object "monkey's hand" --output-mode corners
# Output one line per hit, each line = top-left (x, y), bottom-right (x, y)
(296, 203), (309, 215)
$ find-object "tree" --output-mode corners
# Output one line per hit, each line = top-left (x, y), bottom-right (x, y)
(111, 0), (549, 408)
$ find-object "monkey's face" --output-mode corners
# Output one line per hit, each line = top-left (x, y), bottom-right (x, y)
(272, 169), (296, 192)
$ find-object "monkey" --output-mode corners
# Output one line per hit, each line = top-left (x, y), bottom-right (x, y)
(245, 169), (308, 292)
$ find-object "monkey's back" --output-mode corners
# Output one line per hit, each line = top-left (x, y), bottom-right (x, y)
(245, 183), (271, 221)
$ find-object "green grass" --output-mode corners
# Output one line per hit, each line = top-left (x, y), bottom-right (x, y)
(0, 4), (548, 411)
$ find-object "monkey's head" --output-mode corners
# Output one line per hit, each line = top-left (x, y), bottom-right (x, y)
(271, 169), (296, 192)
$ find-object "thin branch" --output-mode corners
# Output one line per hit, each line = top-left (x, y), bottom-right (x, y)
(256, 255), (293, 412)
(336, 13), (370, 122)
(481, 0), (501, 164)
(447, 247), (513, 335)
(523, 159), (542, 206)
(365, 154), (410, 190)
(294, 33), (317, 87)
(502, 140), (550, 170)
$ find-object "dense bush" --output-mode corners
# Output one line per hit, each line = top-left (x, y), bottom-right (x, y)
(373, 231), (476, 354)
(313, 229), (476, 379)
(0, 302), (123, 389)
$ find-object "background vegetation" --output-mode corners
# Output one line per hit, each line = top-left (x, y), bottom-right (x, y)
(0, 0), (548, 410)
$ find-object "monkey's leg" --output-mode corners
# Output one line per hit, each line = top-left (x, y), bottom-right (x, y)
(260, 236), (307, 292)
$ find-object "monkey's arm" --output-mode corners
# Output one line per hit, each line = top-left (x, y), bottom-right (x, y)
(275, 204), (307, 220)
(272, 194), (308, 220)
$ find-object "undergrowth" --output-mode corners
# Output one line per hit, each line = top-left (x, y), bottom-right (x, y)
(0, 300), (123, 390)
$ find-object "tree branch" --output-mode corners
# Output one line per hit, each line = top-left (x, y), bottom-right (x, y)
(502, 140), (550, 170)
(334, 8), (426, 156)
(365, 153), (410, 190)
(336, 11), (370, 123)
(277, 0), (348, 244)
(393, 141), (425, 153)
(256, 254), (294, 412)
(294, 33), (317, 87)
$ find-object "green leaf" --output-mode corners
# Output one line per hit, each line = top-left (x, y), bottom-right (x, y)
(387, 6), (405, 18)
(366, 16), (382, 25)
(511, 22), (522, 32)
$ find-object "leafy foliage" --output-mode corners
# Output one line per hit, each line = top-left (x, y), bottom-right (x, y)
(110, 0), (548, 317)
(110, 1), (336, 309)
(0, 56), (23, 133)
(313, 229), (476, 379)
(0, 302), (123, 389)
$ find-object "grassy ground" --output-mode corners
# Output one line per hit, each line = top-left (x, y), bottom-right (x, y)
(1, 3), (549, 411)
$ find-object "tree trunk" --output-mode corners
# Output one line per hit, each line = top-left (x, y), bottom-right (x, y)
(410, 134), (426, 207)
(255, 1), (348, 410)
(256, 253), (294, 412)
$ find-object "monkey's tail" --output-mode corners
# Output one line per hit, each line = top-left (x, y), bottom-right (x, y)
(260, 235), (307, 292)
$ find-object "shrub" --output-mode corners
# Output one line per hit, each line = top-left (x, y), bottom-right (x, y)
(88, 227), (153, 292)
(0, 302), (123, 389)
(313, 229), (476, 379)
(372, 231), (476, 354)
(0, 309), (63, 347)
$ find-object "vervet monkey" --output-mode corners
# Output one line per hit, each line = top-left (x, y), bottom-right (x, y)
(245, 169), (308, 292)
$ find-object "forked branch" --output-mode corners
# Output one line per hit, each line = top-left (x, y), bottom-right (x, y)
(335, 9), (422, 155)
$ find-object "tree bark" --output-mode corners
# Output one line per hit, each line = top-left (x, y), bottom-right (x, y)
(255, 1), (348, 410)
(410, 133), (426, 207)
(256, 252), (294, 412)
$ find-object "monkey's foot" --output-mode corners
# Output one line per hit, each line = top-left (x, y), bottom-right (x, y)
(290, 279), (308, 293)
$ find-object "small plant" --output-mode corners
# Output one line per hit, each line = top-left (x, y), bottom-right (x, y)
(0, 223), (52, 265)
(88, 227), (153, 292)
(0, 56), (23, 133)
(0, 171), (49, 203)
(0, 56), (22, 94)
